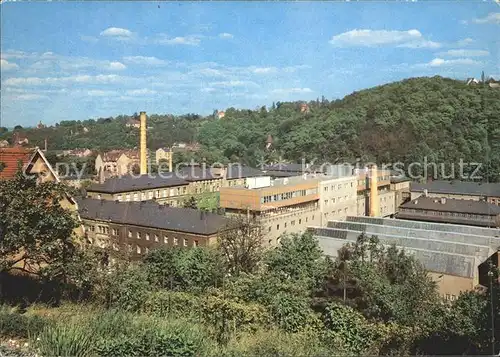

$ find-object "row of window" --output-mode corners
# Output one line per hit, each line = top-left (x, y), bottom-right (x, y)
(261, 188), (318, 204)
(323, 182), (354, 192)
(323, 196), (353, 206)
(114, 187), (188, 202)
(402, 208), (489, 219)
(270, 215), (315, 232)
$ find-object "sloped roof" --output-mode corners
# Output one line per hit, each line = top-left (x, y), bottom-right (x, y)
(226, 165), (264, 179)
(78, 198), (227, 235)
(0, 147), (34, 180)
(411, 180), (500, 197)
(401, 196), (500, 216)
(87, 174), (189, 193)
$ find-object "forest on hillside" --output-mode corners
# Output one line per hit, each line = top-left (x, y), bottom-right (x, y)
(2, 76), (499, 181)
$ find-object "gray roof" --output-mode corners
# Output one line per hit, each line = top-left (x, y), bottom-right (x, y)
(87, 174), (188, 194)
(411, 180), (500, 197)
(178, 166), (219, 181)
(310, 215), (500, 278)
(226, 165), (264, 179)
(401, 196), (500, 216)
(78, 198), (227, 235)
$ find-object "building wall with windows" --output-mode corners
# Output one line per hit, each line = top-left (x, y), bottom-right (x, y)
(319, 176), (357, 226)
(82, 219), (218, 260)
(356, 190), (396, 217)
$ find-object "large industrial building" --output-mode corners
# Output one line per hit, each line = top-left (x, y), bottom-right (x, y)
(410, 180), (500, 205)
(309, 216), (500, 299)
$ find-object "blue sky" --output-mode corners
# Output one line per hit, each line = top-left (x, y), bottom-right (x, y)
(1, 1), (499, 127)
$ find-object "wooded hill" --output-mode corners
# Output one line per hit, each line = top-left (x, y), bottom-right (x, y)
(2, 76), (499, 181)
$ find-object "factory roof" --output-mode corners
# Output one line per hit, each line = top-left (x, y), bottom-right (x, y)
(401, 196), (500, 216)
(411, 180), (500, 197)
(78, 198), (227, 235)
(86, 174), (188, 193)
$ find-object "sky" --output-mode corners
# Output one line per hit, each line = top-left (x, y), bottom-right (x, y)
(1, 1), (499, 127)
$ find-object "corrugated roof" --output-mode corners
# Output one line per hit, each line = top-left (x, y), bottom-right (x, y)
(0, 147), (34, 180)
(411, 180), (500, 197)
(401, 196), (500, 215)
(78, 198), (227, 235)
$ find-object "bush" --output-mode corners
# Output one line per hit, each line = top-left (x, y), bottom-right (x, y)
(0, 306), (49, 338)
(94, 318), (209, 357)
(33, 323), (94, 357)
(142, 290), (201, 318)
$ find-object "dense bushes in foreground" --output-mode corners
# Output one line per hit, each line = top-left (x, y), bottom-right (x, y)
(1, 233), (499, 356)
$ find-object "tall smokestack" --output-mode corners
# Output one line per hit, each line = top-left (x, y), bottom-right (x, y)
(168, 150), (173, 172)
(369, 165), (379, 217)
(140, 111), (147, 175)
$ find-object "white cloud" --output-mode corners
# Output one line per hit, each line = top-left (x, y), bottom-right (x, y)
(418, 57), (482, 68)
(14, 94), (49, 101)
(457, 38), (474, 46)
(81, 35), (99, 44)
(219, 33), (234, 39)
(4, 74), (126, 87)
(100, 27), (134, 38)
(86, 90), (117, 97)
(271, 87), (313, 95)
(437, 49), (490, 57)
(210, 80), (259, 88)
(250, 67), (278, 74)
(329, 29), (441, 49)
(125, 89), (157, 96)
(472, 12), (500, 24)
(123, 56), (168, 66)
(1, 50), (32, 60)
(201, 87), (216, 93)
(1, 59), (19, 71)
(106, 61), (127, 71)
(156, 35), (201, 46)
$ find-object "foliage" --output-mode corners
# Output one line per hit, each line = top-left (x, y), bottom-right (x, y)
(182, 196), (198, 209)
(217, 215), (264, 276)
(0, 172), (79, 278)
(0, 306), (49, 338)
(143, 246), (225, 292)
(33, 323), (94, 357)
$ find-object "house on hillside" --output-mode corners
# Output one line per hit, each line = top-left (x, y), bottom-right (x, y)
(12, 132), (29, 146)
(300, 103), (310, 113)
(95, 150), (142, 180)
(466, 78), (480, 86)
(217, 111), (225, 119)
(125, 118), (141, 128)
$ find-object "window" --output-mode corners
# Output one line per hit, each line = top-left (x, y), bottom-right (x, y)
(117, 194), (123, 202)
(145, 247), (150, 254)
(112, 228), (118, 236)
(312, 215), (315, 220)
(126, 194), (131, 201)
(183, 238), (188, 247)
(284, 222), (287, 228)
(154, 234), (159, 242)
(174, 237), (178, 245)
(146, 233), (150, 241)
(324, 186), (328, 192)
(156, 190), (160, 198)
(299, 219), (302, 224)
(194, 240), (199, 247)
(163, 189), (167, 198)
(137, 232), (141, 239)
(128, 244), (132, 252)
(324, 200), (328, 206)
(164, 236), (168, 244)
(291, 220), (295, 226)
(306, 217), (308, 222)
(137, 246), (142, 254)
(97, 194), (101, 199)
(133, 193), (139, 201)
(276, 224), (280, 230)
(148, 191), (153, 199)
(112, 243), (119, 251)
(268, 226), (271, 232)
(141, 192), (146, 200)
(128, 230), (132, 238)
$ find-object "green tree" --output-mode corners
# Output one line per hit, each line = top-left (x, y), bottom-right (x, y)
(182, 196), (198, 209)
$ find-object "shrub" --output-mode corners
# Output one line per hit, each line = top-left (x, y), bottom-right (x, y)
(0, 306), (49, 338)
(33, 323), (94, 357)
(142, 290), (201, 318)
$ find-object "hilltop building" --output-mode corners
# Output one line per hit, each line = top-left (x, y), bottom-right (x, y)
(309, 216), (500, 299)
(217, 111), (225, 119)
(155, 147), (173, 171)
(94, 150), (143, 179)
(125, 118), (141, 128)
